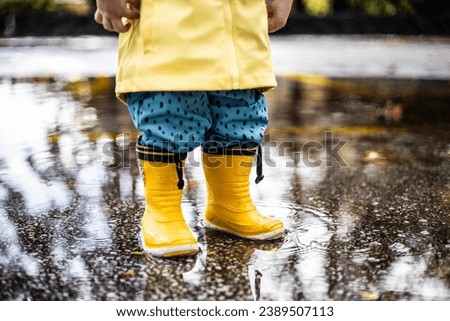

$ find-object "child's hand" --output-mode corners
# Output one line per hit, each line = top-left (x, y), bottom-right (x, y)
(95, 0), (140, 33)
(266, 0), (294, 33)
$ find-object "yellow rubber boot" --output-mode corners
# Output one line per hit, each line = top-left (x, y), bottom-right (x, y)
(202, 148), (284, 240)
(138, 147), (199, 257)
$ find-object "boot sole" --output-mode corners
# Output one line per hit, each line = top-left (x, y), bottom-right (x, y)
(139, 232), (199, 257)
(204, 218), (285, 240)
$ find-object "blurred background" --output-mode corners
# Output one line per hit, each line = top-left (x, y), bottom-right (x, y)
(0, 0), (449, 36)
(0, 0), (449, 301)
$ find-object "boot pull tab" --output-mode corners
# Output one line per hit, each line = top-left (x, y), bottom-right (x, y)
(255, 145), (264, 184)
(175, 160), (185, 190)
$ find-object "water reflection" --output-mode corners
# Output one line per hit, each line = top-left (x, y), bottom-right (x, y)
(1, 49), (450, 300)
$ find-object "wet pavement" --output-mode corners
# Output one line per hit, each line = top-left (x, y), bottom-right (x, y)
(0, 36), (450, 301)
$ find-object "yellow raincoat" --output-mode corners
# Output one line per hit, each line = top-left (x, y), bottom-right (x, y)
(116, 0), (277, 102)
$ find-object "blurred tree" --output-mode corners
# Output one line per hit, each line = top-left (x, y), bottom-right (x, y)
(1, 0), (57, 12)
(346, 0), (414, 15)
(292, 0), (448, 18)
(302, 0), (332, 17)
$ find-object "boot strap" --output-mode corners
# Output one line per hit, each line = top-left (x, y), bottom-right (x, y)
(202, 144), (264, 184)
(137, 143), (187, 190)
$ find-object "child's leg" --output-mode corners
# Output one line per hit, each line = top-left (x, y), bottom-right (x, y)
(201, 90), (284, 240)
(127, 91), (212, 153)
(127, 91), (212, 257)
(204, 89), (267, 148)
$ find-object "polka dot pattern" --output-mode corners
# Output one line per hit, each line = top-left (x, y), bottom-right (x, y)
(127, 90), (268, 153)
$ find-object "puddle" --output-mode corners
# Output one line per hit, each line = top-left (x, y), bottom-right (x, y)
(0, 36), (449, 300)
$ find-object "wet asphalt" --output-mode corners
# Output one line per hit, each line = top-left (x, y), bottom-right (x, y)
(0, 36), (449, 301)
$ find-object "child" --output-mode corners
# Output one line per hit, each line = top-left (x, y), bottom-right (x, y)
(95, 0), (294, 257)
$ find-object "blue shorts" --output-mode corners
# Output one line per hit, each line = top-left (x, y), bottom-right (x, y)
(126, 90), (268, 153)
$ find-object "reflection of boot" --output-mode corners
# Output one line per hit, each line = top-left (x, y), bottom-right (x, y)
(202, 146), (284, 240)
(137, 143), (199, 257)
(203, 230), (284, 300)
(144, 254), (199, 300)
